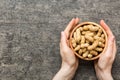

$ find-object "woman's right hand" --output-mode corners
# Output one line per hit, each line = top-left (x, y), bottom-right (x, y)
(94, 20), (117, 80)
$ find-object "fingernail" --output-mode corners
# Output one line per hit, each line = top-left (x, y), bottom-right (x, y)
(61, 31), (64, 37)
(72, 18), (75, 20)
(75, 17), (78, 20)
(75, 17), (80, 23)
(101, 19), (104, 21)
(103, 20), (105, 23)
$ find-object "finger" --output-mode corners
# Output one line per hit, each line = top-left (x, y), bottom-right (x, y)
(64, 18), (76, 38)
(100, 20), (114, 38)
(112, 39), (117, 60)
(114, 40), (117, 55)
(70, 18), (80, 32)
(64, 18), (80, 39)
(75, 17), (80, 25)
(60, 31), (75, 59)
(60, 31), (68, 49)
(104, 36), (115, 57)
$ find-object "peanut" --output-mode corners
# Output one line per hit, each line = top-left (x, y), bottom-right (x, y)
(88, 25), (99, 31)
(88, 54), (93, 58)
(79, 49), (82, 55)
(90, 50), (98, 56)
(82, 48), (87, 53)
(94, 36), (105, 42)
(96, 29), (102, 37)
(86, 40), (90, 44)
(74, 45), (81, 51)
(73, 31), (77, 41)
(98, 42), (105, 47)
(81, 36), (85, 44)
(88, 40), (98, 50)
(101, 34), (105, 38)
(86, 32), (94, 36)
(95, 47), (103, 52)
(82, 51), (89, 58)
(71, 38), (76, 43)
(82, 31), (86, 35)
(80, 43), (89, 48)
(79, 27), (83, 31)
(85, 35), (94, 42)
(71, 38), (77, 47)
(83, 25), (89, 30)
(76, 28), (81, 43)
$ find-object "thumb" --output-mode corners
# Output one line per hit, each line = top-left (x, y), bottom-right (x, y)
(60, 31), (68, 49)
(104, 36), (114, 58)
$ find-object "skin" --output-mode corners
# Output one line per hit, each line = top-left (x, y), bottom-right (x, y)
(94, 20), (116, 80)
(53, 18), (116, 80)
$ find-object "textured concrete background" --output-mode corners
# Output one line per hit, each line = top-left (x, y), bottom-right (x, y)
(0, 0), (120, 80)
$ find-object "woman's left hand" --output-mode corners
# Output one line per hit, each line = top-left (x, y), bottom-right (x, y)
(53, 18), (80, 80)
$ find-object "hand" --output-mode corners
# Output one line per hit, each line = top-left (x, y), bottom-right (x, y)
(94, 20), (117, 80)
(53, 18), (80, 80)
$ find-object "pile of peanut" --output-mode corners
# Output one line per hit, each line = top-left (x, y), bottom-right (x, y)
(71, 24), (106, 58)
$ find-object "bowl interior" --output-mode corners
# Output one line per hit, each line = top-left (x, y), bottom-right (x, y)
(69, 22), (108, 60)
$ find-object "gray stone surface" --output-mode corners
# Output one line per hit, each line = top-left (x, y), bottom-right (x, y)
(0, 0), (120, 80)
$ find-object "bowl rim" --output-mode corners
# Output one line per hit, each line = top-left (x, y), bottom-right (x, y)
(69, 22), (108, 60)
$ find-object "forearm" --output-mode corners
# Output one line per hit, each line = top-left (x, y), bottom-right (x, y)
(53, 66), (76, 80)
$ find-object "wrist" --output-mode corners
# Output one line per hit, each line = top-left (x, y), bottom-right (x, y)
(53, 66), (77, 80)
(96, 70), (113, 80)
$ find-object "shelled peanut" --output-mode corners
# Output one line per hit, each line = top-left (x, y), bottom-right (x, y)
(71, 24), (105, 58)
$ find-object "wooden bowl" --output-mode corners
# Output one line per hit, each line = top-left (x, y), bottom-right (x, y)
(69, 22), (108, 60)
